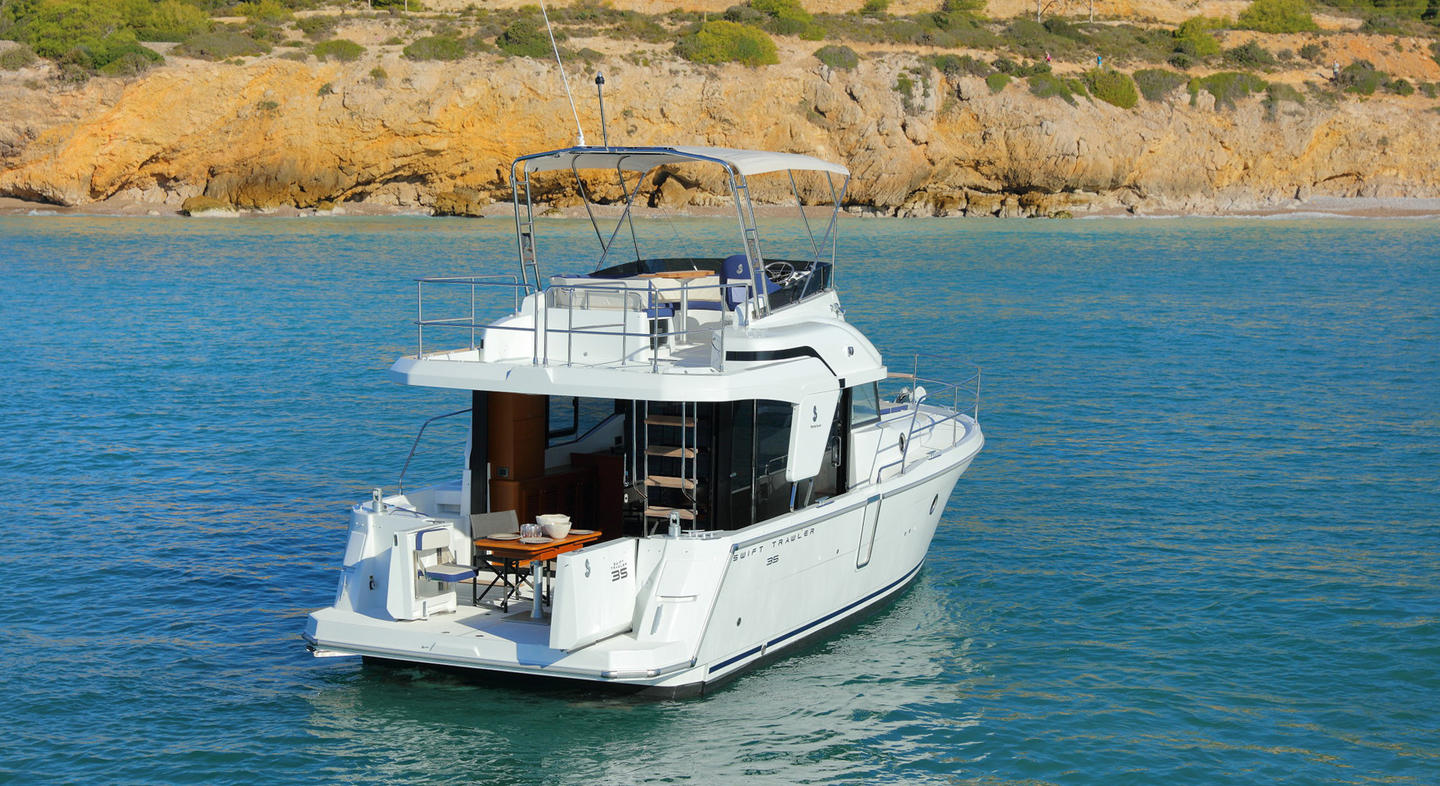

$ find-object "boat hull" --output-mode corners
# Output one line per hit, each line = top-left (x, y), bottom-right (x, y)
(304, 437), (978, 696)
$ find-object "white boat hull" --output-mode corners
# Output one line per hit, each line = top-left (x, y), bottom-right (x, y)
(304, 427), (979, 696)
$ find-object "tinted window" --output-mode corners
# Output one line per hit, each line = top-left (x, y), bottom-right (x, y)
(850, 383), (879, 426)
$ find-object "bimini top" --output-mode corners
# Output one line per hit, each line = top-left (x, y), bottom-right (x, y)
(513, 145), (850, 179)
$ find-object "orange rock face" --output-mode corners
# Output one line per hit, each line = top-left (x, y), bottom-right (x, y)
(1, 52), (1437, 216)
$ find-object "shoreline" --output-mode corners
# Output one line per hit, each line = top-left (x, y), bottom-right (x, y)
(4, 195), (1439, 220)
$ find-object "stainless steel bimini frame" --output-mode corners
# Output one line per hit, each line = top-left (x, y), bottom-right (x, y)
(508, 146), (850, 320)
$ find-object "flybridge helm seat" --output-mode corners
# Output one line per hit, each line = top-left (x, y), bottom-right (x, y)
(721, 253), (779, 311)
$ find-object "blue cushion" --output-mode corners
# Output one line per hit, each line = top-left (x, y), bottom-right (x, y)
(720, 253), (780, 309)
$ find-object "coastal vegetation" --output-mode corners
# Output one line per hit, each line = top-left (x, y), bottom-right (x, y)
(0, 0), (1432, 106)
(674, 20), (778, 66)
(1, 0), (1438, 217)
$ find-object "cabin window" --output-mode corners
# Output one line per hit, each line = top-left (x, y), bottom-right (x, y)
(850, 382), (880, 426)
(548, 397), (619, 447)
(548, 396), (579, 441)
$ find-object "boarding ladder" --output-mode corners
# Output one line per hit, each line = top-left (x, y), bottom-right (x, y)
(642, 401), (699, 534)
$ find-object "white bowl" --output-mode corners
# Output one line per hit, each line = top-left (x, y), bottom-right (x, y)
(537, 513), (571, 539)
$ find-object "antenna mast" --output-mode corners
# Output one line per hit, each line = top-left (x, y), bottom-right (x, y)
(539, 0), (586, 147)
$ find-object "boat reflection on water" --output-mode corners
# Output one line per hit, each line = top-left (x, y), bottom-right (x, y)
(302, 576), (985, 780)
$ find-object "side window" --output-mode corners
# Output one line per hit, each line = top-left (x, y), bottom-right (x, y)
(548, 396), (579, 443)
(850, 382), (880, 427)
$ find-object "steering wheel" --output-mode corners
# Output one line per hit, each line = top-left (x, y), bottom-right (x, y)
(764, 261), (795, 283)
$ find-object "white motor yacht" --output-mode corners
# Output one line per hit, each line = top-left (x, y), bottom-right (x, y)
(303, 145), (984, 696)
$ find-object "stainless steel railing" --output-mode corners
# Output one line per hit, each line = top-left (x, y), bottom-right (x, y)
(874, 354), (981, 479)
(414, 275), (756, 372)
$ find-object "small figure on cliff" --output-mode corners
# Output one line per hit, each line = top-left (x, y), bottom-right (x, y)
(1097, 55), (1102, 69)
(1045, 51), (1052, 64)
(1332, 62), (1340, 81)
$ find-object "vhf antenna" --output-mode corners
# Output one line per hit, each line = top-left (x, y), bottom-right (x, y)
(539, 0), (585, 146)
(595, 74), (609, 148)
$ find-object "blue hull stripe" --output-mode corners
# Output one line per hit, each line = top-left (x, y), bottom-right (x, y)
(707, 560), (924, 675)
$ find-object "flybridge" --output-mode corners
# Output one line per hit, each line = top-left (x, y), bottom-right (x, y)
(407, 145), (860, 379)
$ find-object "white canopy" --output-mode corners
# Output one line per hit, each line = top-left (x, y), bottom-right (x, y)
(514, 145), (850, 178)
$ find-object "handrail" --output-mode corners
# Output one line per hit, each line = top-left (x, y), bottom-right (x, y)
(873, 354), (981, 480)
(413, 273), (760, 372)
(398, 408), (472, 494)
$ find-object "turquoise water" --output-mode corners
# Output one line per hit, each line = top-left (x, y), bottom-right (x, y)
(1, 215), (1437, 784)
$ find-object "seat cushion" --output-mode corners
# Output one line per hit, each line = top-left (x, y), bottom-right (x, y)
(424, 563), (478, 582)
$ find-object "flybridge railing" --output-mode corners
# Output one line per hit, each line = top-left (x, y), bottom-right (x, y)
(874, 354), (981, 479)
(414, 275), (758, 372)
(415, 274), (527, 357)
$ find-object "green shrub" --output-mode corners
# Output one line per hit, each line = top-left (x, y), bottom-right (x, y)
(1189, 71), (1268, 109)
(992, 57), (1050, 77)
(313, 38), (362, 61)
(1004, 17), (1076, 60)
(1386, 77), (1415, 95)
(19, 0), (123, 59)
(497, 18), (553, 57)
(125, 0), (210, 43)
(369, 65), (388, 82)
(674, 20), (778, 66)
(1028, 73), (1087, 105)
(1224, 40), (1278, 68)
(95, 38), (163, 75)
(1134, 68), (1187, 101)
(317, 81), (334, 96)
(895, 72), (915, 101)
(1298, 42), (1324, 62)
(1238, 0), (1317, 33)
(0, 45), (37, 70)
(296, 15), (338, 41)
(1265, 81), (1305, 105)
(1173, 17), (1221, 57)
(403, 35), (467, 61)
(1335, 59), (1386, 95)
(1421, 82), (1439, 98)
(1168, 52), (1195, 69)
(813, 44), (858, 70)
(235, 1), (292, 24)
(859, 0), (889, 17)
(1042, 17), (1092, 42)
(748, 0), (823, 39)
(175, 31), (270, 60)
(1084, 69), (1139, 108)
(927, 52), (991, 77)
(985, 71), (1010, 92)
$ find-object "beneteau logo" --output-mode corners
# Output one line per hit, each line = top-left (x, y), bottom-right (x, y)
(731, 526), (817, 563)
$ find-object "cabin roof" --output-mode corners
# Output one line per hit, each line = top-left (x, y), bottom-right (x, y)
(514, 145), (850, 179)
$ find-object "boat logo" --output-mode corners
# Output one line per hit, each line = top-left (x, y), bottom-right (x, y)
(610, 560), (629, 582)
(812, 405), (818, 423)
(584, 558), (591, 578)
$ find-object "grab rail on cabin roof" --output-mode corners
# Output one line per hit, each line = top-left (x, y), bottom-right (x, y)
(413, 274), (759, 372)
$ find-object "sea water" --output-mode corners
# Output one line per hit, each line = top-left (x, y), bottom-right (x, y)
(0, 215), (1436, 784)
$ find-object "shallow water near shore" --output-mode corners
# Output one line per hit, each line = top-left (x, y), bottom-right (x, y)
(1, 215), (1437, 784)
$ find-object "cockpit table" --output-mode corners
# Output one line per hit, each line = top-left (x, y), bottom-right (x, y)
(472, 530), (602, 617)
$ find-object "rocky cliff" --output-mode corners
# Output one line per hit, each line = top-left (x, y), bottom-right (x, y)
(1, 46), (1437, 217)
